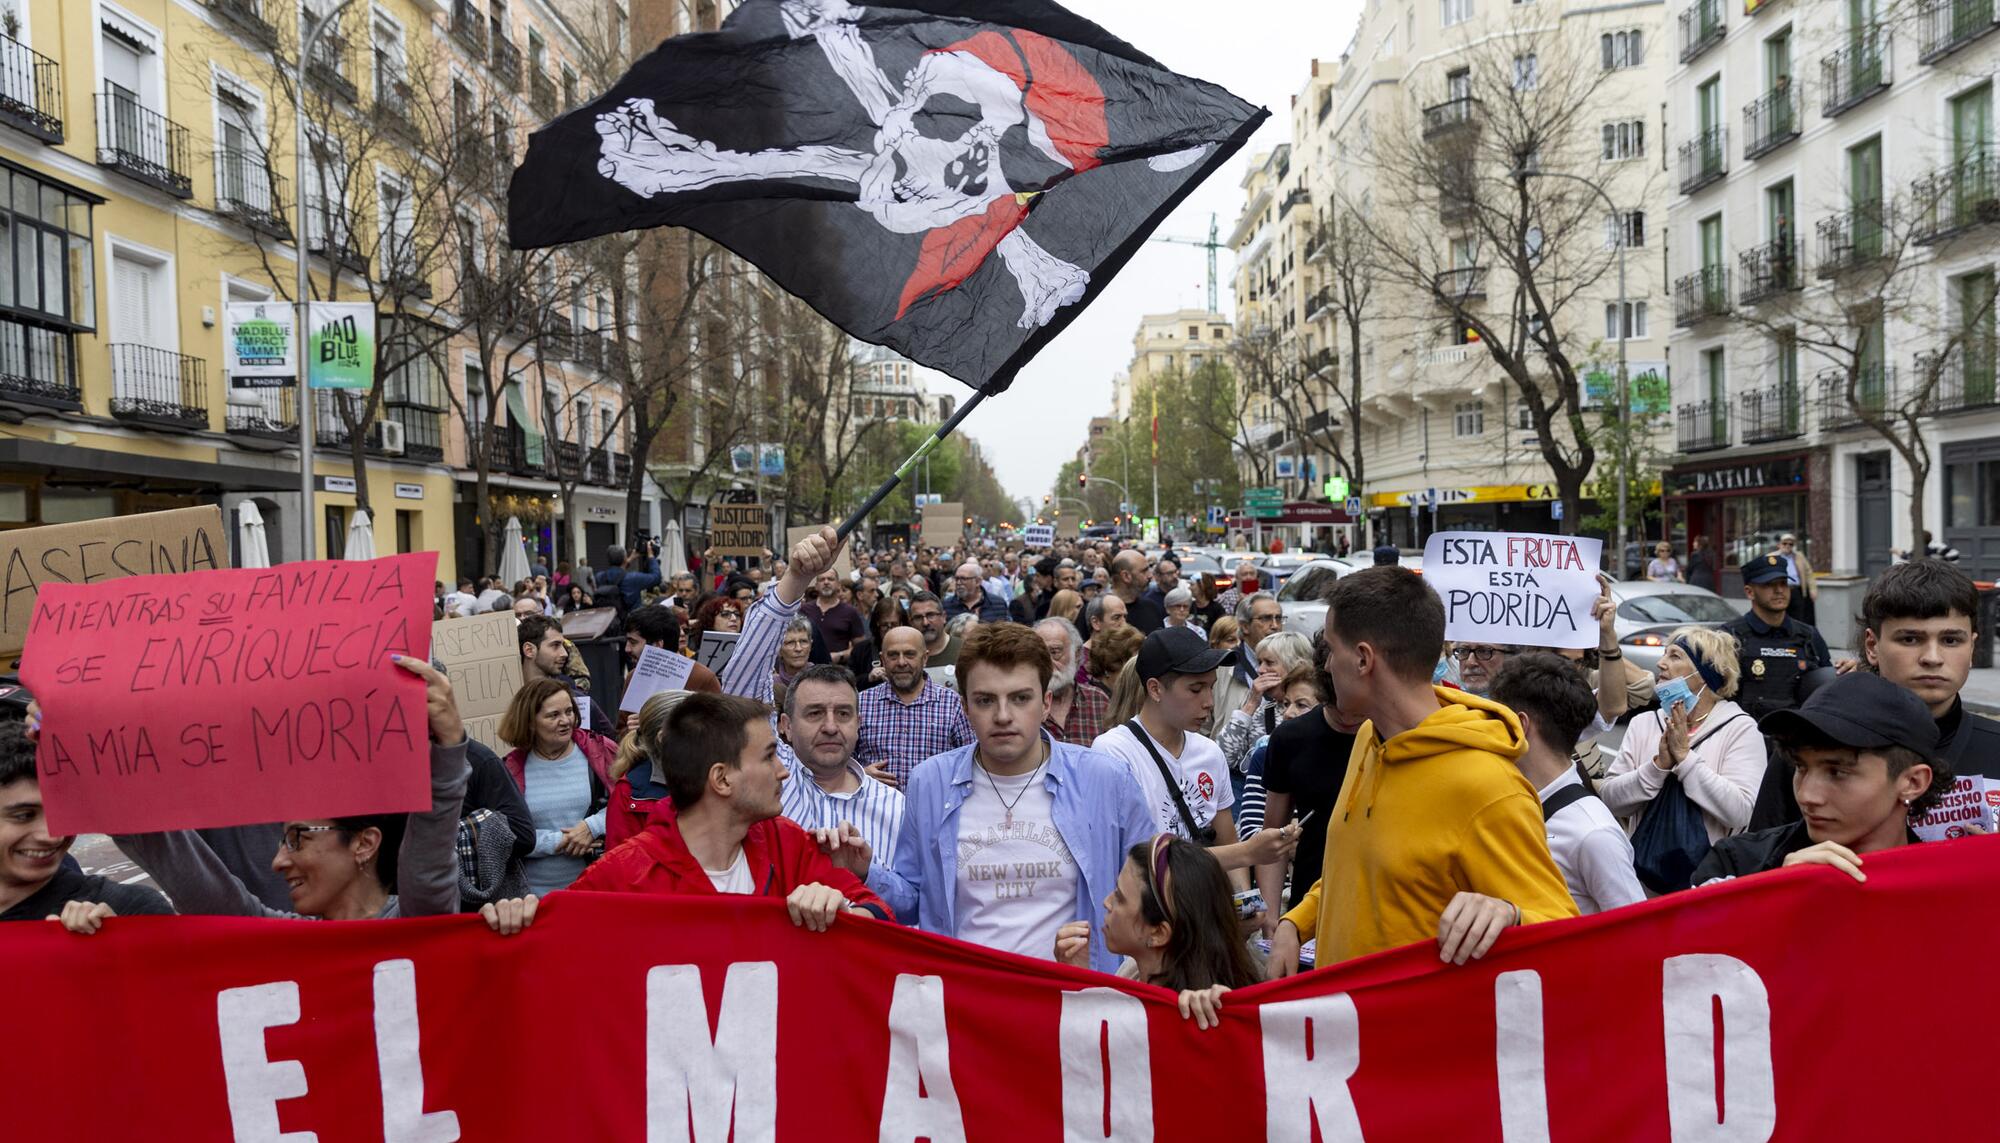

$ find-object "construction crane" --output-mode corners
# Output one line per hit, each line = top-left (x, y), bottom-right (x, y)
(1148, 213), (1223, 312)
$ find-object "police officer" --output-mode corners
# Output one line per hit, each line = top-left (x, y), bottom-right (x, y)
(1720, 552), (1832, 720)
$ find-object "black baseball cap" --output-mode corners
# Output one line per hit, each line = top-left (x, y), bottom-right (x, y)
(1759, 670), (1938, 758)
(1743, 552), (1791, 584)
(1136, 626), (1237, 681)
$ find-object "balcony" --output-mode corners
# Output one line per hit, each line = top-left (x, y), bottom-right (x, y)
(1817, 365), (1895, 431)
(530, 69), (557, 118)
(225, 388), (298, 440)
(1742, 86), (1799, 160)
(451, 0), (488, 55)
(373, 69), (419, 140)
(379, 405), (446, 461)
(1678, 127), (1727, 195)
(95, 90), (193, 198)
(1919, 0), (1997, 64)
(1673, 266), (1731, 327)
(304, 198), (368, 274)
(1436, 265), (1488, 301)
(1679, 0), (1725, 63)
(1421, 96), (1481, 140)
(0, 316), (80, 409)
(306, 40), (358, 104)
(0, 33), (63, 142)
(1280, 187), (1311, 216)
(1304, 232), (1329, 263)
(1737, 238), (1801, 305)
(1303, 347), (1337, 376)
(209, 0), (278, 47)
(1739, 383), (1804, 443)
(1821, 31), (1891, 117)
(491, 28), (522, 89)
(213, 148), (290, 239)
(110, 345), (208, 429)
(484, 427), (534, 474)
(1815, 205), (1889, 276)
(1305, 286), (1335, 322)
(383, 263), (433, 301)
(1928, 348), (2000, 415)
(1676, 401), (1730, 453)
(1913, 154), (2000, 245)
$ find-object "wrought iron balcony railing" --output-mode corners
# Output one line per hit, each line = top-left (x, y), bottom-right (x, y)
(95, 89), (192, 197)
(1737, 238), (1801, 305)
(1739, 383), (1804, 443)
(1679, 0), (1725, 62)
(1822, 31), (1891, 117)
(1421, 96), (1481, 140)
(1815, 205), (1890, 276)
(213, 147), (290, 238)
(1679, 127), (1727, 195)
(0, 31), (62, 142)
(1676, 400), (1730, 453)
(110, 344), (208, 429)
(1918, 0), (1998, 63)
(1673, 266), (1731, 326)
(1912, 153), (2000, 245)
(1817, 364), (1896, 430)
(1743, 86), (1799, 160)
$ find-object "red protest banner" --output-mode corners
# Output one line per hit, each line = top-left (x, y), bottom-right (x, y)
(19, 552), (437, 835)
(4, 835), (1997, 1139)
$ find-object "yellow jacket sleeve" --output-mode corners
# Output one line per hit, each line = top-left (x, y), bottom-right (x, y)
(1462, 794), (1579, 925)
(1281, 875), (1324, 937)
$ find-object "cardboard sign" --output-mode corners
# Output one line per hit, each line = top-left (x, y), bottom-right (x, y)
(787, 524), (853, 579)
(920, 501), (966, 541)
(620, 645), (697, 712)
(697, 630), (738, 675)
(1423, 531), (1605, 650)
(1022, 524), (1055, 548)
(1912, 776), (1998, 841)
(431, 611), (523, 753)
(710, 501), (769, 558)
(0, 505), (227, 662)
(21, 553), (438, 835)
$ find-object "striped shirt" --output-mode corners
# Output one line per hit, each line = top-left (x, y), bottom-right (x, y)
(855, 680), (975, 787)
(778, 751), (905, 860)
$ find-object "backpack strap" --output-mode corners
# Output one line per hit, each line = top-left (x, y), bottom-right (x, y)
(1123, 719), (1208, 843)
(1541, 782), (1596, 823)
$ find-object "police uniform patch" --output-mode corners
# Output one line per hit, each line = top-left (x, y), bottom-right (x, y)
(1752, 659), (1765, 676)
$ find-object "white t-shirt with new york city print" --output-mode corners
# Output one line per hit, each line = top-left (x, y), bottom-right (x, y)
(1093, 721), (1233, 841)
(953, 763), (1078, 960)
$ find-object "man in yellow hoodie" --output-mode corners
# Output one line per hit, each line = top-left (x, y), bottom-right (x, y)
(1271, 568), (1577, 972)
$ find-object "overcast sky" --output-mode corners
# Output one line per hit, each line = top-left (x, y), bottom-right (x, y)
(934, 0), (1363, 508)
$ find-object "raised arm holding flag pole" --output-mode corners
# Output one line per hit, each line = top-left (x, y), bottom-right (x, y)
(506, 0), (1266, 537)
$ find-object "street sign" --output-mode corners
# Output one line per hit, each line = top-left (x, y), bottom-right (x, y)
(1245, 487), (1282, 504)
(1248, 506), (1283, 519)
(1424, 487), (1439, 507)
(1551, 498), (1564, 521)
(1345, 496), (1363, 516)
(1207, 506), (1225, 524)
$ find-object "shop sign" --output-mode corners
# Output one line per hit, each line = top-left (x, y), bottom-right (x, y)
(1370, 484), (1557, 508)
(585, 505), (620, 519)
(321, 476), (357, 494)
(1669, 455), (1808, 496)
(394, 483), (424, 500)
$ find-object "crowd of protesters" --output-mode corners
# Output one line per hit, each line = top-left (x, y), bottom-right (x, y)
(5, 523), (1989, 1029)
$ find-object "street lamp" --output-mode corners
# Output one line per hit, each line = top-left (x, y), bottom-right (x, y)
(295, 0), (360, 563)
(1510, 166), (1629, 566)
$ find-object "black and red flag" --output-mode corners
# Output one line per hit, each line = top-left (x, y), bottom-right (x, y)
(508, 0), (1266, 392)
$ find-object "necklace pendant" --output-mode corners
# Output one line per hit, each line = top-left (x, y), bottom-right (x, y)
(1003, 808), (1013, 828)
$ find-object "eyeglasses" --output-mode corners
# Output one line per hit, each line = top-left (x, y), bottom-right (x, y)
(1451, 646), (1504, 662)
(281, 825), (339, 852)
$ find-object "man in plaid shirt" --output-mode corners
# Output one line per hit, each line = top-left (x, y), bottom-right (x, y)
(1036, 617), (1109, 744)
(857, 626), (974, 788)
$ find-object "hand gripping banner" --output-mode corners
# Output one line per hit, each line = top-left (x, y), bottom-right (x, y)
(8, 837), (1999, 1139)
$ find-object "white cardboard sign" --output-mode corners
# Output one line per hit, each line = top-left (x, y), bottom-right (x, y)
(1423, 530), (1604, 650)
(620, 645), (697, 713)
(1912, 776), (1997, 842)
(1022, 524), (1055, 548)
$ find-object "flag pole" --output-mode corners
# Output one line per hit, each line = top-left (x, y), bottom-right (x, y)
(836, 389), (989, 542)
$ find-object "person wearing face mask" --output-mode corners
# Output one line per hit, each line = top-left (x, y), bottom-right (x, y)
(1600, 627), (1767, 886)
(1054, 835), (1265, 1029)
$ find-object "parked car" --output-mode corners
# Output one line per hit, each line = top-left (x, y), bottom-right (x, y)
(1607, 580), (1742, 674)
(1255, 552), (1317, 588)
(1274, 558), (1359, 637)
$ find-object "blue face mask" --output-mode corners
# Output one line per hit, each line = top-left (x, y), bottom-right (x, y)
(1656, 674), (1703, 716)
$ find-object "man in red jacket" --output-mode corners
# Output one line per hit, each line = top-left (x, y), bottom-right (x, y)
(483, 543), (891, 937)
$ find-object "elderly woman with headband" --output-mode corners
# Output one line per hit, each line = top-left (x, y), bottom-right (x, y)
(1601, 626), (1768, 853)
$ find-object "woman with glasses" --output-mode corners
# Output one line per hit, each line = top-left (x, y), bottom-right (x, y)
(690, 596), (744, 643)
(100, 656), (471, 920)
(1054, 834), (1264, 1027)
(498, 677), (619, 895)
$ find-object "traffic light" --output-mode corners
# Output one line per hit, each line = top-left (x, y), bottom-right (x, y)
(1042, 494), (1051, 507)
(1077, 472), (1088, 489)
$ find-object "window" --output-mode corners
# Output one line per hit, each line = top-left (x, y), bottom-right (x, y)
(561, 65), (578, 108)
(1605, 210), (1646, 248)
(372, 15), (405, 104)
(1699, 214), (1723, 271)
(1453, 401), (1485, 437)
(1188, 324), (1200, 339)
(1605, 301), (1649, 339)
(1441, 0), (1472, 26)
(1513, 53), (1538, 90)
(1601, 119), (1645, 160)
(1516, 401), (1533, 430)
(378, 172), (415, 279)
(1602, 29), (1644, 69)
(1703, 347), (1726, 405)
(528, 28), (546, 71)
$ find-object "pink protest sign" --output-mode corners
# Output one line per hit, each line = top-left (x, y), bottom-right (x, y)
(19, 553), (437, 835)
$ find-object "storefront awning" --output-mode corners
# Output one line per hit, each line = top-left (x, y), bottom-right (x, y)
(502, 381), (545, 467)
(0, 439), (296, 491)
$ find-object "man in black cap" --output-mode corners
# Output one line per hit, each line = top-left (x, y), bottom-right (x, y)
(1693, 672), (1948, 882)
(1372, 544), (1401, 567)
(1718, 551), (1831, 720)
(1090, 628), (1299, 894)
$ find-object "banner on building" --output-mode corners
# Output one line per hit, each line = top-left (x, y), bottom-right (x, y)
(709, 500), (770, 557)
(730, 444), (755, 473)
(758, 444), (786, 478)
(20, 553), (438, 834)
(306, 302), (376, 390)
(223, 302), (295, 387)
(6, 838), (2000, 1137)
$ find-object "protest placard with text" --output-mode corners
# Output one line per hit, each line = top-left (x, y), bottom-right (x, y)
(1423, 530), (1604, 649)
(21, 552), (437, 835)
(431, 611), (523, 753)
(697, 630), (738, 675)
(1022, 524), (1055, 548)
(0, 505), (226, 661)
(621, 645), (696, 712)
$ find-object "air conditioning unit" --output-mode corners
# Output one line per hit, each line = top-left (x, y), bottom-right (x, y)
(379, 419), (407, 455)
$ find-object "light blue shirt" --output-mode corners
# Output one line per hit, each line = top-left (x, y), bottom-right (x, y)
(520, 743), (604, 895)
(868, 733), (1157, 973)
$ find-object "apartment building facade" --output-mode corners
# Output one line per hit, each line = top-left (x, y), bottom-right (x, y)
(0, 0), (659, 579)
(1233, 1), (1671, 548)
(1664, 0), (2000, 583)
